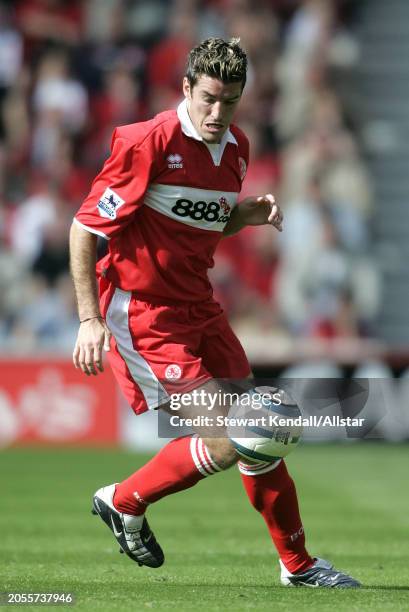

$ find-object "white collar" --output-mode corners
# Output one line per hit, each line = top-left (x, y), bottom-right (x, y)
(177, 99), (238, 147)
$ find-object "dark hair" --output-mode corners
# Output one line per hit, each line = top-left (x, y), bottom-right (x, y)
(186, 37), (248, 90)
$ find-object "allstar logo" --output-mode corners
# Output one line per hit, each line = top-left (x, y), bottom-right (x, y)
(167, 153), (183, 169)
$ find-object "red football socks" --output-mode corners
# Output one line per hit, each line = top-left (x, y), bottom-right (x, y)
(113, 435), (221, 515)
(239, 459), (313, 574)
(113, 435), (313, 575)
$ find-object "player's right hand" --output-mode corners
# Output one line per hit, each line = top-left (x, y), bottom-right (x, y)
(73, 318), (112, 376)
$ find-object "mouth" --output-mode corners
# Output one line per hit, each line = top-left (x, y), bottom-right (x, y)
(204, 123), (224, 133)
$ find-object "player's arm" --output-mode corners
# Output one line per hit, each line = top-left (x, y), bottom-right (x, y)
(70, 222), (111, 376)
(223, 193), (283, 237)
(70, 129), (156, 375)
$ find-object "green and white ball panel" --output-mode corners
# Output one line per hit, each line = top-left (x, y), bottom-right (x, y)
(228, 386), (303, 462)
(231, 439), (284, 462)
(231, 432), (301, 462)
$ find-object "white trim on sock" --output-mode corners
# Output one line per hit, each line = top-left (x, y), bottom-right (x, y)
(189, 435), (223, 477)
(238, 459), (282, 476)
(197, 438), (217, 475)
(190, 435), (213, 477)
(200, 439), (223, 473)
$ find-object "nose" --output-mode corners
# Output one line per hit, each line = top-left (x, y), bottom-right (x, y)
(210, 101), (223, 121)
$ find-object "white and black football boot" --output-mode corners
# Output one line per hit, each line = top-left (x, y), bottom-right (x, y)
(280, 557), (361, 588)
(91, 484), (164, 568)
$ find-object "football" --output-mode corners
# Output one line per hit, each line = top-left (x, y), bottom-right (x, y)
(227, 386), (303, 462)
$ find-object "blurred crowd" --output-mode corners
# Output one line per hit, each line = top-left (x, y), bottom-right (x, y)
(0, 0), (380, 353)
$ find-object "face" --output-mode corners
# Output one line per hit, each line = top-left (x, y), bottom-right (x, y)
(183, 75), (243, 143)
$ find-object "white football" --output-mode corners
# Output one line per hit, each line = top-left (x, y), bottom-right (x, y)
(227, 386), (303, 462)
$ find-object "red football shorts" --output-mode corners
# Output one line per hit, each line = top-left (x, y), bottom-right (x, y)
(99, 278), (251, 414)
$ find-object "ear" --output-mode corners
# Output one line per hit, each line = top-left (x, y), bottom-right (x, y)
(182, 77), (192, 100)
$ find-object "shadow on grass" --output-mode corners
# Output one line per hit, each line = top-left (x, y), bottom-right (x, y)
(360, 585), (409, 591)
(147, 581), (409, 592)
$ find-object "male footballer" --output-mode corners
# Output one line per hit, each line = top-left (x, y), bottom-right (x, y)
(70, 37), (360, 588)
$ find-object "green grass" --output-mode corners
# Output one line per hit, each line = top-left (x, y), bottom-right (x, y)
(0, 444), (408, 611)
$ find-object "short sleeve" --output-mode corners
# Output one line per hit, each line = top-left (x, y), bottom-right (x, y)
(75, 129), (154, 238)
(232, 127), (250, 190)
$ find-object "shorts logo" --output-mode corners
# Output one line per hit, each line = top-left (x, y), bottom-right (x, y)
(239, 157), (247, 181)
(167, 153), (183, 169)
(165, 364), (182, 380)
(97, 187), (125, 219)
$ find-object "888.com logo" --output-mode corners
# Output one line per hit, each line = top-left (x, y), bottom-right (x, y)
(171, 196), (231, 224)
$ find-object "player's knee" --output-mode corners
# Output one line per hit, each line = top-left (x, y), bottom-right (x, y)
(203, 437), (239, 470)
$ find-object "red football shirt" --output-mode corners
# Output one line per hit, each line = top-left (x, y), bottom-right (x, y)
(74, 100), (249, 302)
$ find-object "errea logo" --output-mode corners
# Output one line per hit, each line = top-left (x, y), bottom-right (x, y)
(167, 153), (183, 169)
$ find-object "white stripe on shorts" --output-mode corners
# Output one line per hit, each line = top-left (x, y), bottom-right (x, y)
(106, 288), (169, 410)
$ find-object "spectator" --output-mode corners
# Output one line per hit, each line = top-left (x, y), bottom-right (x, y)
(0, 0), (377, 352)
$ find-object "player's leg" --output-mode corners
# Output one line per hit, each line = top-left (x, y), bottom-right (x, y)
(239, 459), (314, 572)
(112, 377), (240, 517)
(92, 287), (242, 566)
(199, 317), (313, 568)
(200, 313), (361, 587)
(94, 378), (241, 567)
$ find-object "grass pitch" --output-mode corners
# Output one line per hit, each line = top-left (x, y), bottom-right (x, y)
(1, 443), (408, 611)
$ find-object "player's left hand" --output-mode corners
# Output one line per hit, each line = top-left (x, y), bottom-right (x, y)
(240, 193), (283, 231)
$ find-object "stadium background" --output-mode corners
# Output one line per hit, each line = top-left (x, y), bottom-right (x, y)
(1, 1), (408, 610)
(0, 0), (408, 446)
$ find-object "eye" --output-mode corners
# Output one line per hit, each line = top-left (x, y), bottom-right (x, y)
(224, 98), (240, 106)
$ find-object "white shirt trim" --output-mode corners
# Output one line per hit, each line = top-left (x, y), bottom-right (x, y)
(73, 217), (110, 240)
(176, 99), (237, 166)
